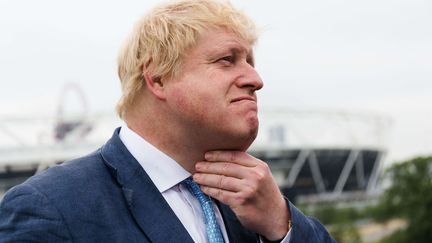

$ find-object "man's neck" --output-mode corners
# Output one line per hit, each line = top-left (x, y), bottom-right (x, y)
(125, 113), (206, 173)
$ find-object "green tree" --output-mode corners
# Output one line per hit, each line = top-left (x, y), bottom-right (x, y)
(301, 204), (361, 243)
(374, 156), (432, 242)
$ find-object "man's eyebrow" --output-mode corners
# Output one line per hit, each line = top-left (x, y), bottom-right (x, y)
(206, 45), (252, 59)
(229, 45), (252, 55)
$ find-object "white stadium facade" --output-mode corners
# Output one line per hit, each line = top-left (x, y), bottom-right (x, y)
(0, 86), (391, 203)
(250, 108), (390, 203)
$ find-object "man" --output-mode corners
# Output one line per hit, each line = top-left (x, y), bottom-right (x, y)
(0, 0), (335, 242)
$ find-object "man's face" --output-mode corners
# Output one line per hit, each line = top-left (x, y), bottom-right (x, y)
(163, 29), (263, 151)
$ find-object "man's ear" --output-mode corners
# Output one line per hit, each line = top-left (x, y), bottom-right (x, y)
(143, 62), (166, 100)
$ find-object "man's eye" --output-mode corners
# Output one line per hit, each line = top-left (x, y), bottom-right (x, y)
(219, 56), (234, 63)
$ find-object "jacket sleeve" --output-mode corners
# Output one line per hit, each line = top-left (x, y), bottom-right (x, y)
(0, 184), (73, 242)
(287, 200), (336, 243)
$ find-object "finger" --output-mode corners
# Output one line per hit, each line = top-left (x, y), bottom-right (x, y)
(205, 151), (257, 167)
(195, 161), (247, 179)
(200, 186), (239, 205)
(193, 173), (243, 192)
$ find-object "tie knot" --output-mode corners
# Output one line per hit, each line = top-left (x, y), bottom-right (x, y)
(181, 177), (210, 203)
(181, 177), (196, 188)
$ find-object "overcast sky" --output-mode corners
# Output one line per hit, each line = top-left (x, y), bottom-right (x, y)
(1, 0), (431, 164)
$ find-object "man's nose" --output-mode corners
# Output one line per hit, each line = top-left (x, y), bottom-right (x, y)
(235, 62), (264, 91)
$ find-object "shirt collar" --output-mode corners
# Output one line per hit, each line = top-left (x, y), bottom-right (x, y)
(119, 125), (190, 193)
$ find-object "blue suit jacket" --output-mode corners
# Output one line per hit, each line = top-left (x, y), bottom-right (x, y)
(0, 128), (334, 242)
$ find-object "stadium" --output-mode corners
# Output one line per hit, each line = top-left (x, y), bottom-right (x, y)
(250, 108), (390, 203)
(0, 86), (391, 202)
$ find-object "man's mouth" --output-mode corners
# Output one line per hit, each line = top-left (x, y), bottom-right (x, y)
(230, 96), (256, 103)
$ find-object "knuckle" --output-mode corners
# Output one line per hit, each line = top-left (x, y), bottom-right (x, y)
(221, 163), (229, 174)
(251, 169), (265, 181)
(205, 162), (212, 169)
(216, 188), (224, 199)
(201, 186), (209, 194)
(261, 161), (270, 171)
(213, 151), (221, 160)
(219, 175), (225, 188)
(229, 152), (236, 162)
(244, 184), (257, 197)
(257, 171), (265, 181)
(257, 163), (271, 178)
(237, 197), (247, 205)
(234, 193), (247, 205)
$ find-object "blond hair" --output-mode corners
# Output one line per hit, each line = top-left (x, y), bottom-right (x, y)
(116, 0), (258, 118)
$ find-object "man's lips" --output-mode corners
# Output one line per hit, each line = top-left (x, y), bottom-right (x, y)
(230, 96), (256, 103)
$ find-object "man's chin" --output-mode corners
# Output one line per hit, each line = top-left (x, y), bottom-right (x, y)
(209, 131), (256, 151)
(228, 129), (258, 151)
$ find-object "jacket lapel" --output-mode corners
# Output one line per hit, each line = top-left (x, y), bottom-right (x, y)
(100, 128), (194, 243)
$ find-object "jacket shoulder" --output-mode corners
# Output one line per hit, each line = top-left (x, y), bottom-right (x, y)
(23, 149), (110, 193)
(0, 149), (126, 242)
(0, 176), (74, 242)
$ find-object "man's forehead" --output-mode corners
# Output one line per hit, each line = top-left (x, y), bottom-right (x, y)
(193, 29), (253, 56)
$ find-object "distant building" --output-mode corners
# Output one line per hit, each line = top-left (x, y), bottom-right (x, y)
(251, 108), (390, 203)
(0, 105), (391, 202)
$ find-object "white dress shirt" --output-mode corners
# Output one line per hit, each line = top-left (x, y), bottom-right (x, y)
(119, 125), (229, 243)
(119, 125), (290, 243)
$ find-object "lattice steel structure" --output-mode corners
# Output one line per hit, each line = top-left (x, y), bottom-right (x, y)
(0, 89), (391, 201)
(250, 108), (391, 202)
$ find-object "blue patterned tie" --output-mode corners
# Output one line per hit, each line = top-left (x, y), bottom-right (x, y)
(182, 177), (225, 243)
